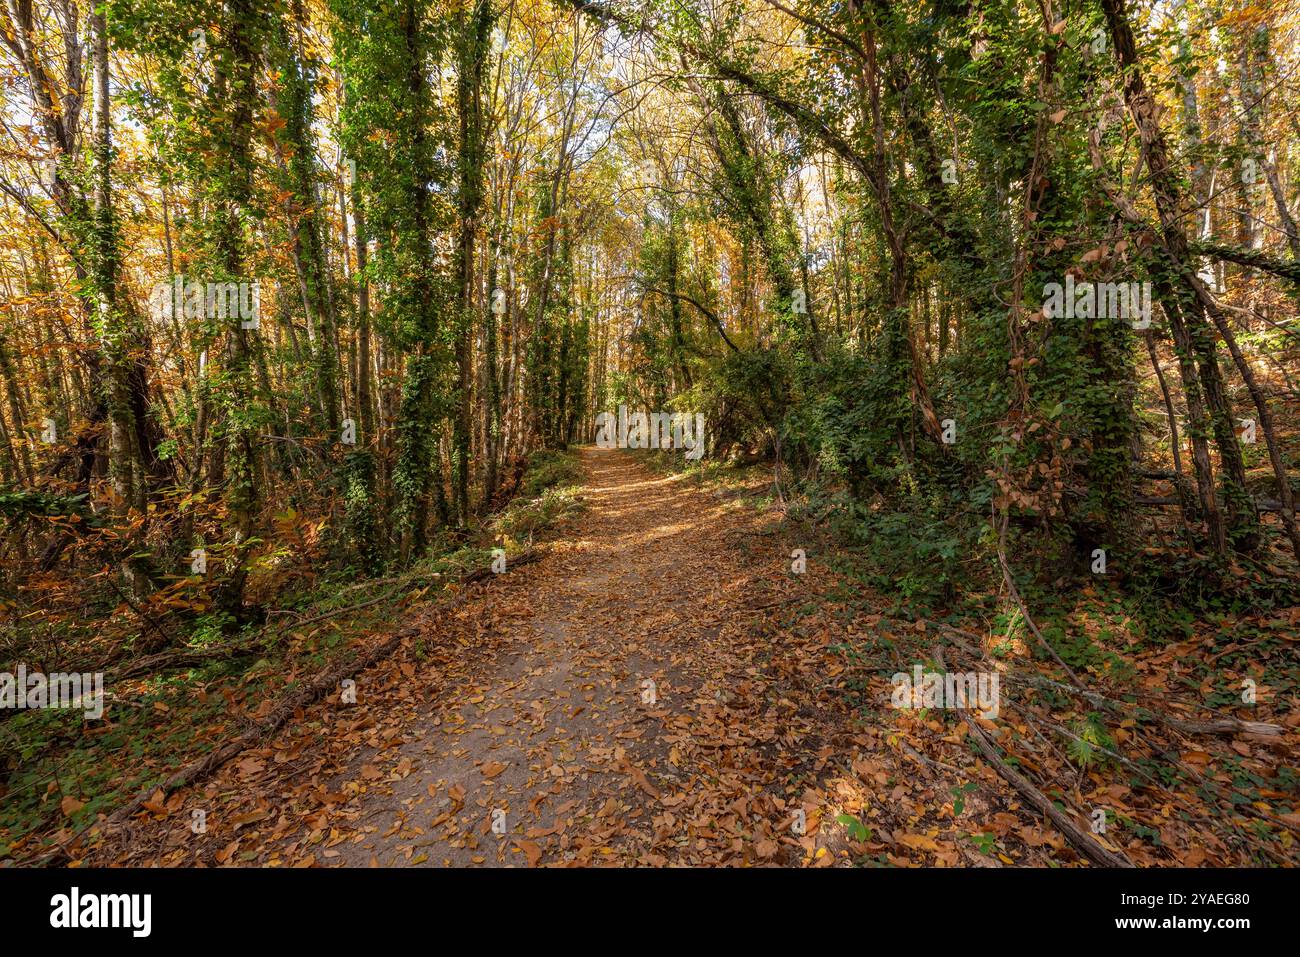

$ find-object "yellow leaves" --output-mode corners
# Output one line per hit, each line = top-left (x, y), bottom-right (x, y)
(1217, 6), (1271, 28)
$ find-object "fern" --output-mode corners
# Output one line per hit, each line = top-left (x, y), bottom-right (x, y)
(1067, 712), (1116, 769)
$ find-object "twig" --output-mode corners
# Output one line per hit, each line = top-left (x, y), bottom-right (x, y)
(35, 547), (548, 866)
(934, 645), (1135, 868)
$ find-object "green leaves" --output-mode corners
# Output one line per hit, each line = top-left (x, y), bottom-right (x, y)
(1067, 713), (1116, 770)
(950, 781), (977, 816)
(836, 812), (872, 842)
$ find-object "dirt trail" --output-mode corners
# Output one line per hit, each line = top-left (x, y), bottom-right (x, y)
(78, 448), (1297, 869)
(105, 448), (973, 867)
(318, 447), (844, 867)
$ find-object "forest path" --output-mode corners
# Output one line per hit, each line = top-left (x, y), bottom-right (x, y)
(111, 447), (943, 867)
(306, 447), (863, 867)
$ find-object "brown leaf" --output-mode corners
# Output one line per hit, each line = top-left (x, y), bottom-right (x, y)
(516, 839), (543, 867)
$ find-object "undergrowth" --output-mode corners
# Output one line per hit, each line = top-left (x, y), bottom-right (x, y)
(0, 448), (586, 863)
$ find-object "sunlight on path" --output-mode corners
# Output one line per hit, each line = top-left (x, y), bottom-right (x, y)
(103, 449), (920, 867)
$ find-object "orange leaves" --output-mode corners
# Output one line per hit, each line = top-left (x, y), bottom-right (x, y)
(236, 756), (265, 778)
(231, 808), (270, 829)
(514, 839), (543, 867)
(624, 763), (660, 799)
(898, 832), (946, 854)
(35, 450), (1296, 872)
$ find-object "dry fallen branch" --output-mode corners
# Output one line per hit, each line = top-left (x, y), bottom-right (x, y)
(36, 624), (416, 867)
(934, 645), (1135, 868)
(36, 548), (547, 866)
(998, 669), (1284, 739)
